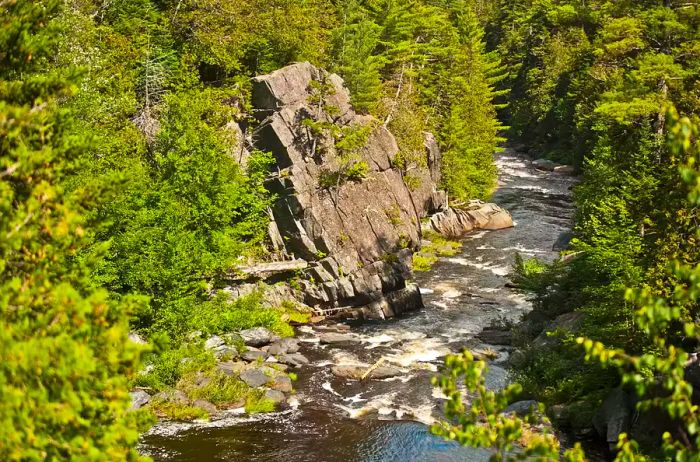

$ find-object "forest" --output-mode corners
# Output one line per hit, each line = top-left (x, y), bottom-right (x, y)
(1, 0), (700, 461)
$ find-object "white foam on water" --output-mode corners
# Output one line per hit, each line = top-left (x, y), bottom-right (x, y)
(441, 289), (462, 299)
(430, 301), (449, 310)
(432, 386), (448, 400)
(507, 292), (530, 305)
(419, 287), (434, 295)
(360, 333), (395, 349)
(343, 393), (367, 404)
(331, 350), (366, 366)
(287, 396), (301, 409)
(144, 409), (296, 437)
(385, 338), (451, 367)
(477, 244), (496, 250)
(479, 287), (500, 293)
(380, 374), (414, 383)
(502, 244), (548, 254)
(511, 184), (551, 193)
(334, 393), (398, 419)
(445, 258), (511, 276)
(297, 325), (314, 334)
(466, 231), (488, 240)
(322, 381), (342, 397)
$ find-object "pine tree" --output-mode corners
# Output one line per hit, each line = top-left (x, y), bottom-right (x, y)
(332, 0), (387, 113)
(439, 0), (505, 200)
(0, 2), (149, 459)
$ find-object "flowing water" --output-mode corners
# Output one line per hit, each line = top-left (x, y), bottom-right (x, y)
(140, 150), (576, 462)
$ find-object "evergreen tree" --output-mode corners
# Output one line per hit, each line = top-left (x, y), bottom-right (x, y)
(0, 1), (149, 459)
(439, 0), (505, 200)
(332, 0), (386, 113)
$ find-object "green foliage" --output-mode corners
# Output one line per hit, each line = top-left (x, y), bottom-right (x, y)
(437, 111), (700, 460)
(244, 393), (277, 414)
(329, 0), (504, 200)
(177, 370), (248, 406)
(432, 352), (586, 461)
(188, 292), (295, 339)
(509, 254), (563, 297)
(413, 231), (462, 271)
(0, 1), (149, 459)
(133, 340), (216, 391)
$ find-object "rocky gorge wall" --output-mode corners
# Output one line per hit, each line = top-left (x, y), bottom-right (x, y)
(227, 62), (512, 319)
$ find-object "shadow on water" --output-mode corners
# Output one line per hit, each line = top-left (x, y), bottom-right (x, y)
(141, 408), (490, 462)
(140, 150), (576, 461)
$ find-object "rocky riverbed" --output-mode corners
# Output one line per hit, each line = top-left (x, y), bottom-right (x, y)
(138, 151), (577, 461)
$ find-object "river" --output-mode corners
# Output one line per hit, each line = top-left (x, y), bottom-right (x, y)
(139, 150), (576, 461)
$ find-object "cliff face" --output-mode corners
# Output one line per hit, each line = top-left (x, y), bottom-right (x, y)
(248, 62), (446, 319)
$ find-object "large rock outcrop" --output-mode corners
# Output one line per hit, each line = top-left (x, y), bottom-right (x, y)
(247, 62), (446, 318)
(426, 200), (513, 238)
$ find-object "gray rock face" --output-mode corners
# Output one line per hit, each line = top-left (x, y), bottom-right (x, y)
(244, 62), (446, 317)
(593, 387), (636, 450)
(240, 327), (278, 347)
(130, 389), (151, 410)
(240, 369), (270, 388)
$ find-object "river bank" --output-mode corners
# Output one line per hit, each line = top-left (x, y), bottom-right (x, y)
(139, 151), (576, 461)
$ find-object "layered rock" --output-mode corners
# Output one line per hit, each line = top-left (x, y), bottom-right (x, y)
(246, 62), (446, 318)
(426, 200), (513, 238)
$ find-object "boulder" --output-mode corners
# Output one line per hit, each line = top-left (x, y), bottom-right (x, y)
(264, 338), (300, 356)
(593, 387), (636, 450)
(428, 203), (513, 239)
(193, 399), (218, 415)
(217, 361), (247, 377)
(204, 335), (225, 350)
(504, 400), (538, 417)
(553, 165), (575, 175)
(270, 375), (293, 393)
(264, 389), (287, 404)
(154, 390), (189, 406)
(532, 158), (556, 171)
(240, 327), (278, 347)
(278, 337), (300, 354)
(240, 369), (271, 388)
(552, 230), (574, 251)
(277, 353), (310, 367)
(331, 364), (402, 380)
(242, 347), (268, 362)
(214, 345), (239, 360)
(318, 332), (359, 345)
(129, 389), (151, 410)
(533, 312), (584, 348)
(477, 327), (513, 346)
